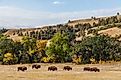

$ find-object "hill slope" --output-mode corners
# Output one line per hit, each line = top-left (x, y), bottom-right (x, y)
(3, 14), (121, 42)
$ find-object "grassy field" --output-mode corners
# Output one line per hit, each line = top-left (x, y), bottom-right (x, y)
(0, 63), (121, 80)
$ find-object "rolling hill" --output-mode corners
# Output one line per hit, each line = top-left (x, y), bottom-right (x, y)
(3, 13), (121, 42)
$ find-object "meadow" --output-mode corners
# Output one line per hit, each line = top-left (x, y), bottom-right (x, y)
(0, 63), (121, 80)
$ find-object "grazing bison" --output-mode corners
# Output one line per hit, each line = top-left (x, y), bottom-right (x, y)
(32, 64), (41, 69)
(63, 66), (72, 71)
(83, 67), (100, 72)
(18, 66), (27, 71)
(48, 66), (57, 71)
(83, 67), (91, 71)
(90, 67), (100, 72)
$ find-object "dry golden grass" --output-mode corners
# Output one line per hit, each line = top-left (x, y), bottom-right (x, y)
(98, 27), (121, 37)
(0, 63), (121, 80)
(8, 35), (23, 42)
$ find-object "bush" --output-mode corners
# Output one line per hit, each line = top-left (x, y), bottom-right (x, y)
(90, 58), (97, 64)
(41, 56), (55, 63)
(72, 55), (82, 64)
(2, 53), (18, 65)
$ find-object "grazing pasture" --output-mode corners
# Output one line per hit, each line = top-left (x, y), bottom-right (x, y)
(0, 63), (121, 80)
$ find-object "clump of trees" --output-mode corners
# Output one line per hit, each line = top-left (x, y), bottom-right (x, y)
(40, 30), (121, 64)
(0, 34), (47, 65)
(1, 29), (121, 65)
(72, 34), (121, 64)
(0, 28), (8, 34)
(45, 31), (72, 63)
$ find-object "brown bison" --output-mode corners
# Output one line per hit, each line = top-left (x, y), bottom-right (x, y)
(32, 64), (41, 69)
(18, 66), (27, 71)
(83, 67), (100, 72)
(90, 67), (100, 72)
(63, 66), (72, 71)
(83, 67), (91, 71)
(48, 66), (57, 71)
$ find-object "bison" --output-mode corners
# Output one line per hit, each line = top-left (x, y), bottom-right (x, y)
(18, 66), (27, 71)
(83, 67), (100, 72)
(63, 66), (72, 71)
(48, 66), (57, 71)
(83, 67), (91, 71)
(90, 67), (100, 72)
(32, 64), (41, 69)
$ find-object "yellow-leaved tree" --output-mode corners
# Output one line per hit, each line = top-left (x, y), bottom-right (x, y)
(3, 53), (17, 65)
(36, 40), (48, 62)
(36, 40), (48, 51)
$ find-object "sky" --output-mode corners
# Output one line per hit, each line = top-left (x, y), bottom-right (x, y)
(0, 0), (121, 28)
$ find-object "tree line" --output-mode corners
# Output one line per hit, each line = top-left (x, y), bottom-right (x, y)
(1, 30), (121, 65)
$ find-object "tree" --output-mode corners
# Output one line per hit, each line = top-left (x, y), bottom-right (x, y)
(46, 31), (72, 63)
(22, 36), (36, 52)
(3, 53), (17, 65)
(0, 28), (8, 34)
(117, 12), (120, 15)
(68, 20), (71, 23)
(18, 32), (23, 36)
(0, 35), (15, 55)
(21, 36), (37, 63)
(36, 40), (47, 53)
(72, 35), (121, 64)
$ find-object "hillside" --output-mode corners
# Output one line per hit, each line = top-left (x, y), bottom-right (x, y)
(1, 13), (121, 65)
(98, 27), (121, 37)
(3, 13), (121, 42)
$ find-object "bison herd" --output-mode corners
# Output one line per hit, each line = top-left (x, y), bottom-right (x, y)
(17, 64), (100, 72)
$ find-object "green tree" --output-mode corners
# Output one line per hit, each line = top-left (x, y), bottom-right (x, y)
(0, 35), (15, 55)
(73, 35), (121, 64)
(21, 36), (37, 63)
(46, 31), (71, 63)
